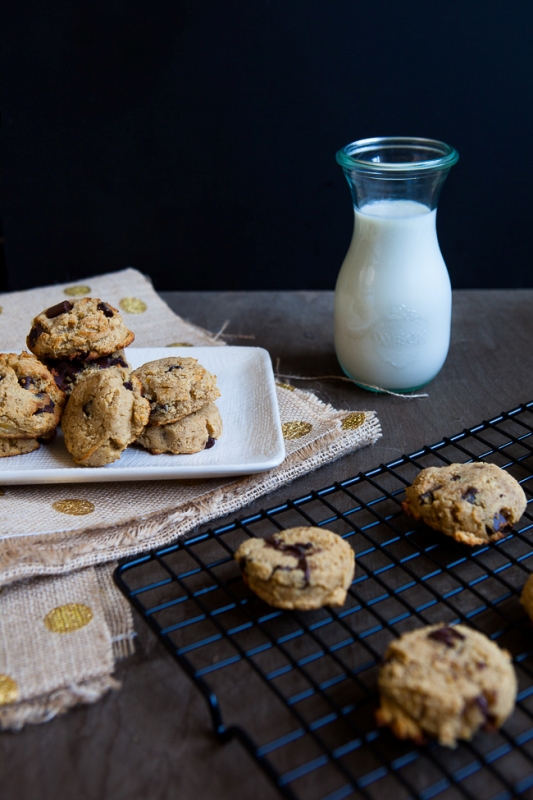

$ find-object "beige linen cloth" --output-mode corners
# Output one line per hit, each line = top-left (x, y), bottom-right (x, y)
(0, 269), (381, 730)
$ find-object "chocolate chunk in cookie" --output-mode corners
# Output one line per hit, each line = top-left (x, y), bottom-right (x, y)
(45, 300), (74, 319)
(48, 350), (130, 394)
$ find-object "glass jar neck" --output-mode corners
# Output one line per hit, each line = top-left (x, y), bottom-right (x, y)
(336, 137), (458, 212)
(342, 169), (451, 211)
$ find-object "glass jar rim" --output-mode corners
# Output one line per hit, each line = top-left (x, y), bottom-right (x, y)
(336, 136), (459, 173)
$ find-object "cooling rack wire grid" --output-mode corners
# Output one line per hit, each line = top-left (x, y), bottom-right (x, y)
(116, 401), (533, 800)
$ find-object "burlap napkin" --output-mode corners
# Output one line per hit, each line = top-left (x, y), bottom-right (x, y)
(0, 269), (381, 729)
(0, 566), (122, 729)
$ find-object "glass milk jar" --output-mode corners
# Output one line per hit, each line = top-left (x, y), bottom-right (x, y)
(334, 137), (459, 392)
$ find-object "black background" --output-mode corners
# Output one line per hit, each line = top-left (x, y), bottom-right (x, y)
(1, 1), (532, 292)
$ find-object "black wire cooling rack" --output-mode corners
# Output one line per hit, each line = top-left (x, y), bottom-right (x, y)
(115, 401), (533, 800)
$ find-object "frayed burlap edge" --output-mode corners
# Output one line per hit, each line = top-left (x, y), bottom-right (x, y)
(0, 411), (381, 587)
(95, 563), (136, 659)
(0, 675), (120, 731)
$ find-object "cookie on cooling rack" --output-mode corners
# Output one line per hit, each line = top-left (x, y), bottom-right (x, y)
(27, 298), (134, 361)
(401, 462), (527, 546)
(376, 623), (517, 747)
(520, 574), (533, 622)
(234, 527), (355, 610)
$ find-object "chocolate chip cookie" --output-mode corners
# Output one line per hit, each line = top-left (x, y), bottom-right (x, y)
(376, 623), (517, 747)
(234, 527), (355, 610)
(520, 574), (533, 622)
(0, 352), (66, 439)
(0, 438), (40, 458)
(48, 350), (131, 394)
(137, 402), (222, 454)
(27, 298), (135, 360)
(132, 357), (220, 426)
(402, 462), (527, 546)
(62, 368), (150, 466)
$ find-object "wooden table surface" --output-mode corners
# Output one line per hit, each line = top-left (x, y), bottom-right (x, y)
(2, 289), (533, 800)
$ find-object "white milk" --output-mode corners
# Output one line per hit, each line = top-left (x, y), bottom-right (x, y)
(334, 199), (451, 391)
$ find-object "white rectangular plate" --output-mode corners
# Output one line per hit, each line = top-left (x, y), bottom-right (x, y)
(0, 347), (285, 484)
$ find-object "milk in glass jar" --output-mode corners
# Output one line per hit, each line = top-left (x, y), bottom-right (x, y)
(334, 137), (459, 392)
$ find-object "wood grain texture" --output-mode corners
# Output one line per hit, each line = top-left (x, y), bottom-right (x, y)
(1, 289), (532, 800)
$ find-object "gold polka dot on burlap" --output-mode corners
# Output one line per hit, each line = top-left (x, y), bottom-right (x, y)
(119, 297), (147, 314)
(43, 603), (93, 633)
(282, 421), (313, 440)
(52, 499), (95, 516)
(63, 285), (91, 297)
(0, 675), (19, 705)
(276, 382), (295, 392)
(342, 412), (366, 431)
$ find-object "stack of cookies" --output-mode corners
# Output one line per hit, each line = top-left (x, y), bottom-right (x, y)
(0, 296), (223, 466)
(133, 357), (222, 455)
(24, 297), (149, 466)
